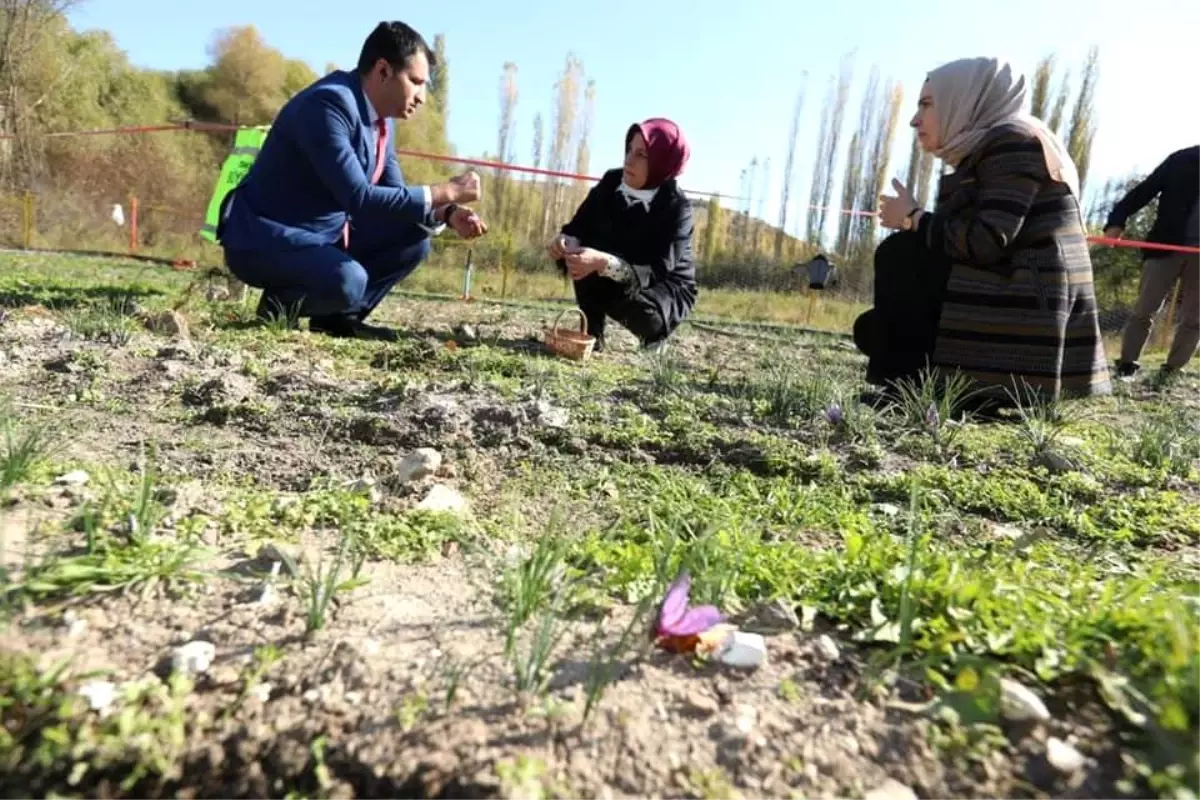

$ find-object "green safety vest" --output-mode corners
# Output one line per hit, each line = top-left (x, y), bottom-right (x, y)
(200, 126), (270, 242)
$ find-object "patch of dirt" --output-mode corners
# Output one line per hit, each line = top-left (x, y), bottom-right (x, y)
(0, 297), (1169, 799)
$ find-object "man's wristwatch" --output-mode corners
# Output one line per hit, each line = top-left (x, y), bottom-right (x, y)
(440, 203), (458, 225)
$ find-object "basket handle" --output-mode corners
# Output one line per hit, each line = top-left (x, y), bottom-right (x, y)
(552, 307), (588, 337)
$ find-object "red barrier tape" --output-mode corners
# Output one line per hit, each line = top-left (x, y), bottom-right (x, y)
(7, 121), (1199, 255)
(4, 120), (744, 201)
(1083, 236), (1200, 254)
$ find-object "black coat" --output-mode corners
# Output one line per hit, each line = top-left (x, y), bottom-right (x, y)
(560, 168), (698, 332)
(1105, 145), (1200, 259)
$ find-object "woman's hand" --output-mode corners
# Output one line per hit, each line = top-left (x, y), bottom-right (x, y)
(547, 234), (580, 260)
(879, 178), (920, 230)
(564, 247), (611, 280)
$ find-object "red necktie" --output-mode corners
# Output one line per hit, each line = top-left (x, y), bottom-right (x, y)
(343, 117), (389, 248)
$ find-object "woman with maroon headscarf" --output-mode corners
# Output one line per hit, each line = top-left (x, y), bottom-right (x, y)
(547, 117), (697, 352)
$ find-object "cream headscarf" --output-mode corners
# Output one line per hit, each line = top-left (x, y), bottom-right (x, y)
(927, 56), (1081, 198)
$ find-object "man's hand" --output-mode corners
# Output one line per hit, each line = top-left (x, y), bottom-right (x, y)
(448, 170), (481, 204)
(448, 206), (487, 239)
(1103, 225), (1124, 240)
(564, 247), (610, 281)
(547, 233), (579, 260)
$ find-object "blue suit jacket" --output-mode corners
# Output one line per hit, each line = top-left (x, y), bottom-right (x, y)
(218, 70), (435, 252)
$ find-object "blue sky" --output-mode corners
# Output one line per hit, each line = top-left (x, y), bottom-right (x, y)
(69, 0), (1198, 240)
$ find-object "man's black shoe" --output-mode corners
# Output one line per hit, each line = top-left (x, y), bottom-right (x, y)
(310, 314), (399, 342)
(1114, 360), (1140, 379)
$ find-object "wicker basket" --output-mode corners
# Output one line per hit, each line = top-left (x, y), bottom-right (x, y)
(543, 308), (596, 361)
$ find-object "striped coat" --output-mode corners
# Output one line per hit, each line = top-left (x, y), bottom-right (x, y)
(918, 123), (1112, 400)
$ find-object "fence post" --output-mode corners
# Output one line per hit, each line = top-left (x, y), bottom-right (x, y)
(21, 191), (33, 249)
(128, 194), (139, 253)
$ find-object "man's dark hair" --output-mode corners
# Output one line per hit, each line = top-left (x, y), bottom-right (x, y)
(356, 22), (435, 74)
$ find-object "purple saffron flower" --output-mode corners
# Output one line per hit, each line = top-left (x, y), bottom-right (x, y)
(925, 403), (940, 429)
(825, 403), (844, 426)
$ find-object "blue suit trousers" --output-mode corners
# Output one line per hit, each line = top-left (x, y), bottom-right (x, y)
(223, 222), (431, 321)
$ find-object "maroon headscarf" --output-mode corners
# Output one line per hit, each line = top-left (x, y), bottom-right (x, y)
(625, 117), (690, 189)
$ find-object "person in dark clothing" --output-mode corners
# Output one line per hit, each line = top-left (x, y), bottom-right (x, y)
(856, 57), (1109, 403)
(1103, 145), (1200, 378)
(547, 118), (697, 352)
(853, 233), (951, 386)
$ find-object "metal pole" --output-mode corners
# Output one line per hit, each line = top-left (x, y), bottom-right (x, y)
(1155, 281), (1182, 351)
(461, 248), (474, 301)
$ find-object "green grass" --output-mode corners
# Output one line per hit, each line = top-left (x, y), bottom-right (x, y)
(0, 250), (1196, 797)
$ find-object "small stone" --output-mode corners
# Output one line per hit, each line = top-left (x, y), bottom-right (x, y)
(416, 484), (468, 515)
(1035, 449), (1076, 474)
(531, 400), (570, 429)
(814, 634), (841, 662)
(157, 344), (194, 361)
(54, 470), (89, 486)
(999, 677), (1051, 722)
(259, 542), (302, 576)
(683, 691), (719, 717)
(748, 597), (801, 632)
(864, 778), (918, 800)
(205, 285), (231, 303)
(397, 448), (443, 483)
(250, 682), (272, 703)
(78, 680), (117, 715)
(874, 503), (901, 517)
(735, 704), (758, 734)
(143, 310), (190, 339)
(172, 640), (216, 677)
(991, 522), (1024, 540)
(1046, 737), (1085, 773)
(62, 612), (87, 638)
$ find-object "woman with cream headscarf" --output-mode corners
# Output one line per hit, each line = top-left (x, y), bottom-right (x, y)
(548, 118), (696, 353)
(855, 56), (1110, 402)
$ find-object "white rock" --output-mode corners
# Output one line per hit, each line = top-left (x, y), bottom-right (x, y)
(874, 503), (901, 517)
(814, 634), (841, 662)
(532, 400), (570, 429)
(61, 611), (88, 638)
(991, 523), (1025, 540)
(999, 677), (1051, 722)
(172, 640), (216, 677)
(718, 631), (766, 669)
(864, 778), (918, 800)
(397, 448), (443, 483)
(250, 682), (272, 703)
(54, 470), (89, 486)
(78, 680), (117, 715)
(416, 484), (468, 515)
(1046, 737), (1085, 773)
(735, 704), (758, 734)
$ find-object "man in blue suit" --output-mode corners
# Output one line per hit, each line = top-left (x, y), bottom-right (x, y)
(218, 21), (487, 341)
